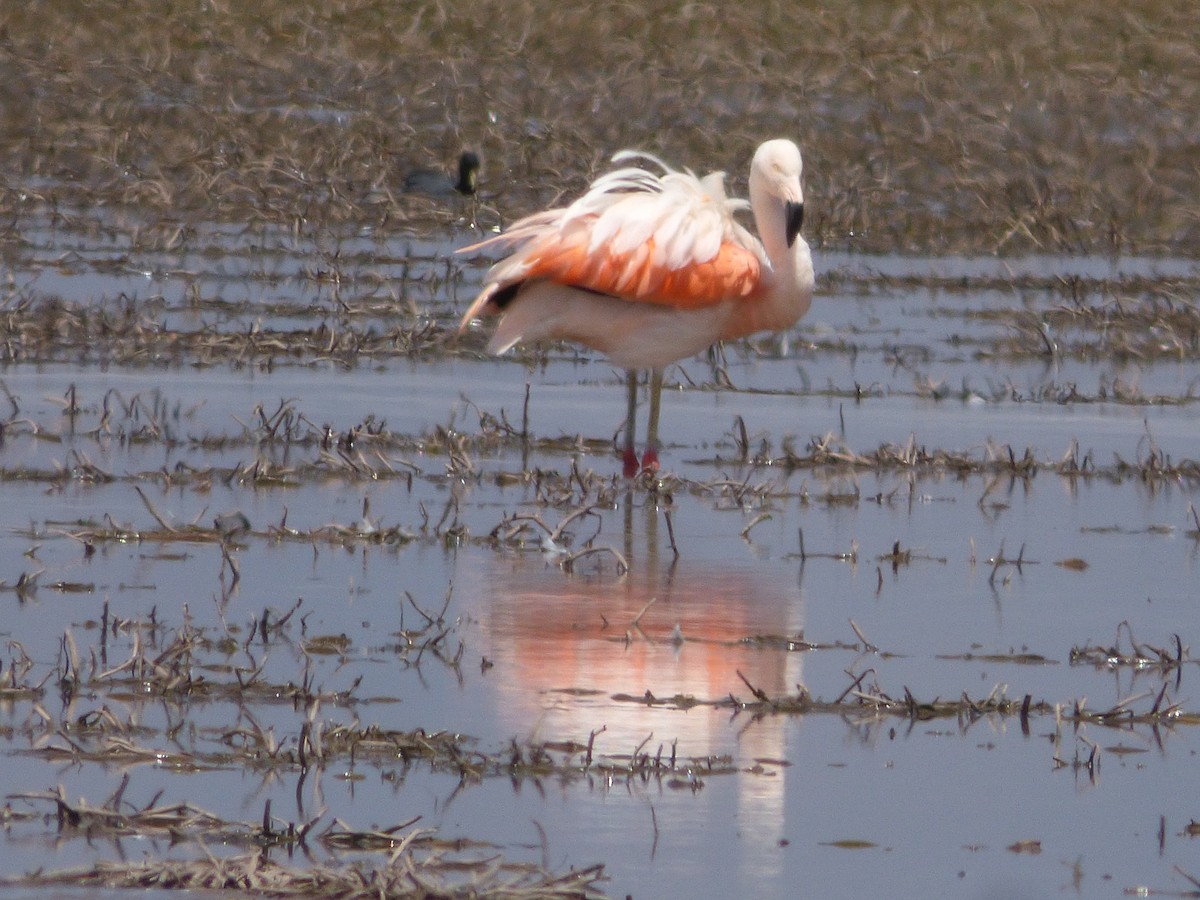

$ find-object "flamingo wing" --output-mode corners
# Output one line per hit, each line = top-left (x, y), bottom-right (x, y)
(459, 156), (765, 328)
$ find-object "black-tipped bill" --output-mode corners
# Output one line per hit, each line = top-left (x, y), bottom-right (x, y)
(785, 201), (804, 248)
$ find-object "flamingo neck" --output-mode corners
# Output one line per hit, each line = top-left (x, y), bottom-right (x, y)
(733, 194), (814, 336)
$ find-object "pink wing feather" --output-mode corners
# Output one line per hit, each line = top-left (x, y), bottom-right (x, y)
(458, 155), (764, 329)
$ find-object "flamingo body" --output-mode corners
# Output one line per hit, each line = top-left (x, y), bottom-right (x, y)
(458, 139), (814, 473)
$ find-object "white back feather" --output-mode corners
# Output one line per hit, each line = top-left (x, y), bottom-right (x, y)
(464, 148), (765, 288)
(567, 152), (754, 269)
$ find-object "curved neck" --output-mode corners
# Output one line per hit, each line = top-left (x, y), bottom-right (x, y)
(728, 188), (814, 337)
(751, 185), (794, 273)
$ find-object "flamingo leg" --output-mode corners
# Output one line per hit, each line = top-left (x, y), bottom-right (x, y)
(641, 369), (663, 473)
(622, 370), (639, 477)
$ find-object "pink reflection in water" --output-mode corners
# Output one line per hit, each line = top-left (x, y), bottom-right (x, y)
(459, 545), (808, 874)
(462, 544), (806, 761)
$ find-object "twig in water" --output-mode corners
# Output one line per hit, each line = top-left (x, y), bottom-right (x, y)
(562, 545), (629, 574)
(584, 726), (606, 767)
(134, 486), (177, 532)
(988, 539), (1006, 587)
(631, 597), (657, 629)
(405, 591), (436, 627)
(649, 803), (660, 859)
(849, 619), (878, 653)
(736, 670), (770, 702)
(733, 415), (749, 462)
(835, 668), (874, 705)
(664, 509), (679, 557)
(220, 541), (240, 588)
(522, 382), (531, 442)
(740, 513), (772, 540)
(1173, 865), (1200, 890)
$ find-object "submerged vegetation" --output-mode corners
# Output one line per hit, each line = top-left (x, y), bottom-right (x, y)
(0, 590), (1194, 895)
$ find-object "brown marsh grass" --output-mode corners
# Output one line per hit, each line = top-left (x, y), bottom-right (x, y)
(1, 1), (1198, 254)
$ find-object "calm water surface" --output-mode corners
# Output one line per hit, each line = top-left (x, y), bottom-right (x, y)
(1, 228), (1198, 898)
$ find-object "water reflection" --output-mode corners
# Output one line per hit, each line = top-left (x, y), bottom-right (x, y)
(477, 551), (806, 740)
(458, 493), (807, 877)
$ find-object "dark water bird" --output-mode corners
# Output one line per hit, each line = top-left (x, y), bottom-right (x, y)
(457, 139), (813, 476)
(403, 150), (481, 197)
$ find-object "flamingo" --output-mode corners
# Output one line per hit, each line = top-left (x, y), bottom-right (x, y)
(457, 139), (814, 475)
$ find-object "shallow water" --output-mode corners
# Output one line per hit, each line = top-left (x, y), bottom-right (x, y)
(2, 219), (1200, 899)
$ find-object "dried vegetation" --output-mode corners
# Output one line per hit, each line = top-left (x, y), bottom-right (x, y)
(1, 0), (1198, 254)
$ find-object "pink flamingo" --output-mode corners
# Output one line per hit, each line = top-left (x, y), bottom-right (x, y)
(458, 139), (814, 475)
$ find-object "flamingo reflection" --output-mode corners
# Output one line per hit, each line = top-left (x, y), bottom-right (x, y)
(459, 507), (805, 868)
